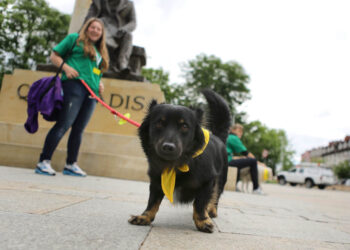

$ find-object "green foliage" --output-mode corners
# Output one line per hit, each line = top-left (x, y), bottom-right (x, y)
(0, 0), (70, 89)
(242, 121), (295, 174)
(334, 160), (350, 179)
(181, 54), (251, 115)
(0, 0), (15, 87)
(143, 54), (251, 121)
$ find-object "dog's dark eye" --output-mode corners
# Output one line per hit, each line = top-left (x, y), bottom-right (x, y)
(180, 123), (189, 132)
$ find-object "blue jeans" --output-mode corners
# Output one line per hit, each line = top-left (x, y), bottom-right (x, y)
(40, 79), (97, 164)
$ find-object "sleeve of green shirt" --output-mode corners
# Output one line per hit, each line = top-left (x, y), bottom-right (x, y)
(53, 33), (78, 58)
(226, 134), (247, 162)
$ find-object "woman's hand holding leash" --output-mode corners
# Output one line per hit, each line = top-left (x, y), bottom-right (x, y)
(63, 64), (79, 79)
(50, 51), (79, 79)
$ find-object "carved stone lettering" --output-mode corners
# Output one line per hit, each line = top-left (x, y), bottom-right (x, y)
(109, 93), (124, 108)
(109, 93), (146, 110)
(132, 96), (145, 111)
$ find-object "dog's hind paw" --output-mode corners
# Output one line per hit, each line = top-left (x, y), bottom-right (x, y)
(128, 215), (152, 225)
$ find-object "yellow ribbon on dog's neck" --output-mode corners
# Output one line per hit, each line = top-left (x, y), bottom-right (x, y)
(161, 128), (210, 203)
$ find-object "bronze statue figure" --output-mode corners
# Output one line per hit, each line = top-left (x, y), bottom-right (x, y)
(84, 0), (136, 74)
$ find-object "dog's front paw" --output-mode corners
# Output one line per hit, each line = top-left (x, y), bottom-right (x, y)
(128, 215), (152, 225)
(194, 217), (214, 233)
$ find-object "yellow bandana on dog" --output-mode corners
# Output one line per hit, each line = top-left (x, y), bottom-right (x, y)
(161, 128), (210, 203)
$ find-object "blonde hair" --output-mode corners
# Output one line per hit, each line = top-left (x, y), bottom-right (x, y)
(78, 18), (109, 72)
(231, 123), (244, 132)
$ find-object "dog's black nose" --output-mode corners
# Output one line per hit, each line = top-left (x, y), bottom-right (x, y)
(162, 142), (176, 152)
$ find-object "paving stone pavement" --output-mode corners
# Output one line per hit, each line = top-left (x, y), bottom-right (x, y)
(0, 165), (350, 250)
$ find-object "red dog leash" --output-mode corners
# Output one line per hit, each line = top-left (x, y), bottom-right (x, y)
(80, 79), (141, 128)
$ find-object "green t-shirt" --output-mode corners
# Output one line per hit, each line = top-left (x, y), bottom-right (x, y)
(226, 133), (247, 162)
(53, 33), (102, 96)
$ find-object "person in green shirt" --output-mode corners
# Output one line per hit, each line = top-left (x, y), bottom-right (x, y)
(227, 124), (264, 194)
(35, 18), (109, 177)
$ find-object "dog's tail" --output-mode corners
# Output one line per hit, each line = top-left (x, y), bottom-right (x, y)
(201, 89), (232, 143)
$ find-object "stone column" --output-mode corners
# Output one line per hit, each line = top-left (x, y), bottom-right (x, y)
(68, 0), (92, 34)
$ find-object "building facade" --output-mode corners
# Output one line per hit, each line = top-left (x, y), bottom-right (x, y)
(301, 136), (350, 167)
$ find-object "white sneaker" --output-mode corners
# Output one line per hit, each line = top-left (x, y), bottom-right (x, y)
(252, 187), (265, 195)
(63, 163), (87, 177)
(35, 160), (56, 176)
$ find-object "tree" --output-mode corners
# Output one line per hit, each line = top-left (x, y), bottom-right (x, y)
(143, 54), (251, 117)
(181, 54), (251, 115)
(0, 0), (15, 86)
(0, 0), (70, 89)
(334, 160), (350, 180)
(242, 121), (294, 174)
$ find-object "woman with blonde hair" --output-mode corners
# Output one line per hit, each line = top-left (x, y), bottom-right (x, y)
(226, 124), (264, 194)
(35, 18), (109, 177)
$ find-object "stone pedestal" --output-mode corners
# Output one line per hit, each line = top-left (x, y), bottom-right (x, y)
(0, 69), (164, 182)
(0, 69), (164, 135)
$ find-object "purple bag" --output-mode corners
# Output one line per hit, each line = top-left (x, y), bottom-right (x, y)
(24, 76), (64, 133)
(24, 39), (77, 133)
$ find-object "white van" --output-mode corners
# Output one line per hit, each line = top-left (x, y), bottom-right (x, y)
(277, 165), (335, 189)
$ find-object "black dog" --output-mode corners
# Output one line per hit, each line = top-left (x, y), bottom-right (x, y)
(128, 89), (231, 233)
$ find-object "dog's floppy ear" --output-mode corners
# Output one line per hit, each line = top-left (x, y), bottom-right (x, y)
(138, 100), (158, 155)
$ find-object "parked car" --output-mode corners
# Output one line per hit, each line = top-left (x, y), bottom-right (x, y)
(277, 166), (335, 189)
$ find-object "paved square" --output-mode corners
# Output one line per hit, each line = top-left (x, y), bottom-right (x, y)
(1, 166), (349, 249)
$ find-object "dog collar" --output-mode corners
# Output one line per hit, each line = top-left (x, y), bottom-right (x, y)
(161, 128), (210, 203)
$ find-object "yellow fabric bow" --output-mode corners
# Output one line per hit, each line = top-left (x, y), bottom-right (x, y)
(161, 128), (210, 203)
